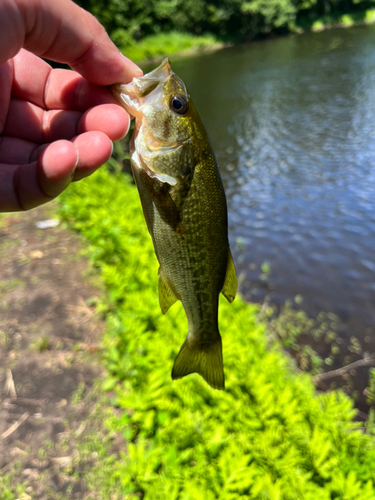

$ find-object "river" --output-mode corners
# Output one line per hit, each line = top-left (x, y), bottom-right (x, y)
(166, 25), (375, 404)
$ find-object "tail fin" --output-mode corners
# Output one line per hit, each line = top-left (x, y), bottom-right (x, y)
(171, 337), (225, 390)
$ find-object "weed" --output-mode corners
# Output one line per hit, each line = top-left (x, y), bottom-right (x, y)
(59, 167), (375, 498)
(72, 382), (86, 406)
(31, 335), (51, 352)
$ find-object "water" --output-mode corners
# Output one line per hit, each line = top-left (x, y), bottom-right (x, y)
(168, 26), (375, 387)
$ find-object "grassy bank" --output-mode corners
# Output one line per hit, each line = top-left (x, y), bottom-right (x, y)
(295, 8), (375, 32)
(59, 167), (375, 499)
(114, 31), (221, 64)
(112, 9), (375, 64)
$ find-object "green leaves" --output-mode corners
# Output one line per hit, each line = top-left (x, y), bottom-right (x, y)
(59, 167), (375, 499)
(73, 0), (375, 64)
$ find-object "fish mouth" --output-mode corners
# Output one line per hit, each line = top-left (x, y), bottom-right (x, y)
(111, 59), (174, 118)
(133, 59), (172, 97)
(111, 58), (188, 120)
(112, 59), (189, 187)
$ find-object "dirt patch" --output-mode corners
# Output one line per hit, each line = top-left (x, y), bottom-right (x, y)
(0, 204), (114, 499)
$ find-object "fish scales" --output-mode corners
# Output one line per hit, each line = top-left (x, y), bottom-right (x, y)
(111, 59), (237, 389)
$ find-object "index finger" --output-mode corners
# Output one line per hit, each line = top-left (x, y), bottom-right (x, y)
(12, 49), (117, 111)
(1, 0), (142, 85)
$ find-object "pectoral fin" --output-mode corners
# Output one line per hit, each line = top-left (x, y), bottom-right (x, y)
(154, 181), (185, 237)
(221, 249), (237, 303)
(158, 269), (177, 314)
(137, 157), (184, 237)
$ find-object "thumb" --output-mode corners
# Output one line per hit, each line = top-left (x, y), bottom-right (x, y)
(1, 0), (142, 85)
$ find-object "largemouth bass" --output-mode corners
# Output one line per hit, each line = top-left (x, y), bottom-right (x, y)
(111, 59), (237, 390)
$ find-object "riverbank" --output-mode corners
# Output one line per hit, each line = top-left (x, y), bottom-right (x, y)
(119, 9), (375, 65)
(122, 32), (223, 66)
(0, 206), (125, 499)
(2, 168), (375, 497)
(58, 167), (375, 498)
(300, 8), (375, 32)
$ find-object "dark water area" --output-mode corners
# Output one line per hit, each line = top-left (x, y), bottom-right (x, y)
(164, 26), (375, 405)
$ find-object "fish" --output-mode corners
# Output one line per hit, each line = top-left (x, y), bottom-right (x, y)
(111, 59), (237, 390)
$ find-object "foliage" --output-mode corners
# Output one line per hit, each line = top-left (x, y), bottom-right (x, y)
(59, 167), (375, 499)
(268, 301), (346, 374)
(365, 8), (375, 20)
(30, 334), (51, 352)
(74, 0), (375, 55)
(366, 369), (375, 407)
(0, 467), (26, 500)
(118, 32), (219, 63)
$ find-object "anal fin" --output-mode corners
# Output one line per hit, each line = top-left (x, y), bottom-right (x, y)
(158, 269), (177, 314)
(221, 249), (237, 303)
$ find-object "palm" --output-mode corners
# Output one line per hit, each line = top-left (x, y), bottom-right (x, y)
(0, 49), (130, 211)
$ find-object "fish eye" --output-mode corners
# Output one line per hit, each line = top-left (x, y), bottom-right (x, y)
(169, 95), (189, 115)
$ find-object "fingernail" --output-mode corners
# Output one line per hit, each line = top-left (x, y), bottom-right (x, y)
(120, 52), (143, 77)
(110, 140), (114, 157)
(124, 116), (131, 137)
(72, 144), (79, 179)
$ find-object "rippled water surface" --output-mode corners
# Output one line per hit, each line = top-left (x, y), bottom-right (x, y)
(170, 26), (375, 345)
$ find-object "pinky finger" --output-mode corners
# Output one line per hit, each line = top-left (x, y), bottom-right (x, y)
(1, 140), (78, 212)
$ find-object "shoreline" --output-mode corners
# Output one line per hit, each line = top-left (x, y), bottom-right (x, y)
(57, 166), (375, 497)
(2, 165), (375, 497)
(138, 41), (227, 68)
(131, 9), (375, 66)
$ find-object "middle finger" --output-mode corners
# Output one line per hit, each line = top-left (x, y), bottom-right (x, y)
(4, 99), (81, 143)
(3, 100), (129, 143)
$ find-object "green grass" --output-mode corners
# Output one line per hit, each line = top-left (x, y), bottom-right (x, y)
(109, 9), (375, 65)
(0, 467), (27, 500)
(0, 278), (24, 295)
(113, 31), (220, 64)
(58, 166), (375, 499)
(108, 9), (375, 65)
(30, 334), (51, 352)
(66, 389), (130, 500)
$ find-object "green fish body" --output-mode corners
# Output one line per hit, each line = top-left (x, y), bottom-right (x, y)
(111, 60), (237, 389)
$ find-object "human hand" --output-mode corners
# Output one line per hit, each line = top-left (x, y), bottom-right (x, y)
(0, 0), (142, 212)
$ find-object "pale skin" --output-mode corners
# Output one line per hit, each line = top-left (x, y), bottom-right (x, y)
(0, 0), (143, 212)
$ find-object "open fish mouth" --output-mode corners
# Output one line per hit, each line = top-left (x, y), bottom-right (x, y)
(111, 59), (179, 118)
(132, 59), (172, 97)
(112, 58), (190, 184)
